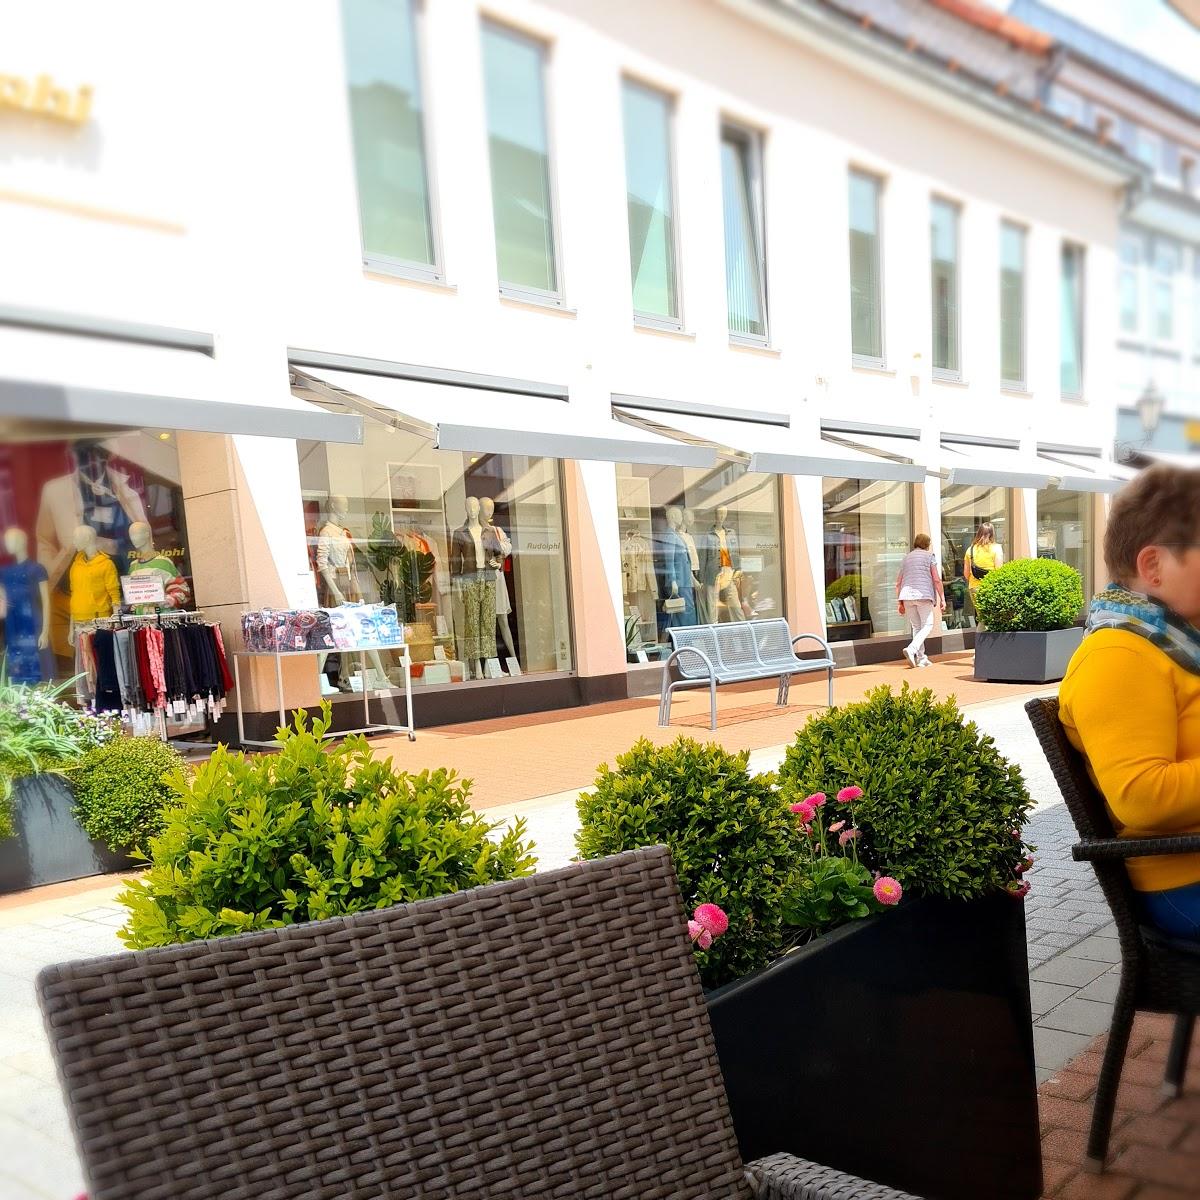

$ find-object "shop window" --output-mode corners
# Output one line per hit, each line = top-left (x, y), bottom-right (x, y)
(341, 0), (440, 278)
(296, 425), (572, 689)
(822, 477), (911, 642)
(615, 462), (782, 660)
(0, 429), (193, 684)
(939, 483), (1012, 630)
(1036, 489), (1093, 599)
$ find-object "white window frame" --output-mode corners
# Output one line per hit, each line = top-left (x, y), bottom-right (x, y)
(999, 219), (1026, 391)
(622, 75), (685, 333)
(345, 0), (445, 284)
(1061, 241), (1086, 400)
(720, 119), (770, 346)
(481, 18), (567, 309)
(848, 168), (886, 370)
(930, 195), (962, 381)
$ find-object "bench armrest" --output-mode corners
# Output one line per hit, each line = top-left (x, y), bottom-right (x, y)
(792, 632), (834, 662)
(745, 1153), (923, 1199)
(663, 644), (716, 680)
(1073, 834), (1200, 862)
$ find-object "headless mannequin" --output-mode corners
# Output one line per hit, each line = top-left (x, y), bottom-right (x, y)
(679, 508), (708, 625)
(68, 525), (118, 646)
(0, 528), (51, 681)
(480, 497), (516, 662)
(708, 505), (746, 623)
(128, 521), (189, 611)
(452, 497), (500, 680)
(661, 507), (696, 629)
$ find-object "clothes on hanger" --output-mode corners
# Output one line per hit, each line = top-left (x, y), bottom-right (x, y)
(621, 530), (657, 596)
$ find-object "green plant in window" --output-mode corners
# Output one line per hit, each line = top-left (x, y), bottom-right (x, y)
(824, 574), (862, 602)
(117, 704), (535, 949)
(366, 512), (435, 621)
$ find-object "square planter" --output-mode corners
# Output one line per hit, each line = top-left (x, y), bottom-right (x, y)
(973, 626), (1083, 683)
(0, 774), (140, 895)
(705, 893), (1041, 1200)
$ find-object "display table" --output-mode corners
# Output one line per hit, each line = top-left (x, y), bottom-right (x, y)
(233, 645), (415, 748)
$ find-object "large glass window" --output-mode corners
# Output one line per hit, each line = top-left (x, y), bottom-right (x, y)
(1119, 232), (1142, 335)
(481, 21), (559, 299)
(931, 198), (960, 376)
(849, 171), (883, 364)
(1152, 236), (1180, 343)
(0, 428), (193, 684)
(342, 0), (438, 275)
(615, 462), (782, 659)
(622, 80), (680, 325)
(721, 124), (768, 341)
(297, 424), (572, 687)
(822, 478), (911, 642)
(1061, 243), (1085, 396)
(1000, 222), (1025, 387)
(1036, 489), (1093, 601)
(939, 483), (1011, 629)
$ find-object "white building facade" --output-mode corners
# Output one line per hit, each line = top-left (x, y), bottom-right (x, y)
(0, 0), (1139, 732)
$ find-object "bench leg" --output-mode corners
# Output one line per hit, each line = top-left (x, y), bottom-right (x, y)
(659, 683), (672, 728)
(776, 674), (790, 707)
(827, 666), (833, 708)
(709, 677), (718, 731)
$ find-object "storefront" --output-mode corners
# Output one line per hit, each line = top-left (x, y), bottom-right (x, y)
(939, 482), (1012, 628)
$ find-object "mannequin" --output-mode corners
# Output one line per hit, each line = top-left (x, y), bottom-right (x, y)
(657, 507), (696, 631)
(67, 525), (120, 645)
(127, 521), (191, 612)
(0, 528), (51, 683)
(699, 506), (745, 623)
(679, 508), (710, 625)
(450, 497), (501, 679)
(480, 497), (517, 663)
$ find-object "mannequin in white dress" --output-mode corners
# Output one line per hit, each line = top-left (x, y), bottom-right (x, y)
(480, 497), (517, 662)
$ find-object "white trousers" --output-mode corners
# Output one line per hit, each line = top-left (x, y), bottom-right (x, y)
(903, 599), (935, 664)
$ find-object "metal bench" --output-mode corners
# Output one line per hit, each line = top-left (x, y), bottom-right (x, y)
(658, 617), (835, 731)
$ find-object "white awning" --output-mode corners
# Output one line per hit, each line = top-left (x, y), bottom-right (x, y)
(611, 405), (925, 482)
(294, 367), (715, 467)
(1137, 449), (1200, 469)
(939, 438), (1052, 488)
(0, 326), (361, 443)
(1035, 446), (1130, 494)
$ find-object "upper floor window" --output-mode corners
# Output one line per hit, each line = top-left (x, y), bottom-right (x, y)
(1134, 129), (1162, 175)
(930, 197), (961, 377)
(848, 170), (883, 365)
(621, 80), (680, 326)
(1060, 243), (1085, 397)
(1118, 232), (1142, 336)
(1152, 237), (1180, 342)
(341, 0), (439, 278)
(481, 21), (560, 301)
(720, 123), (768, 341)
(999, 222), (1025, 388)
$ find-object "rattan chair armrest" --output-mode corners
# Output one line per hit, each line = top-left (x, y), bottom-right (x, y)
(1073, 834), (1200, 861)
(744, 1153), (924, 1199)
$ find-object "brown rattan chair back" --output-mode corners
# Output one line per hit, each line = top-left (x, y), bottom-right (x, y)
(38, 846), (752, 1200)
(1024, 696), (1143, 957)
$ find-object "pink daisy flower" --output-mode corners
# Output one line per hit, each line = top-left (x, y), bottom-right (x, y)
(791, 800), (817, 823)
(1007, 881), (1032, 900)
(828, 820), (846, 833)
(836, 786), (863, 803)
(693, 903), (730, 937)
(873, 876), (903, 906)
(838, 828), (859, 846)
(807, 792), (827, 808)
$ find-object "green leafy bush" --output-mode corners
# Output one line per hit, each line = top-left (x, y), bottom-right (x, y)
(825, 574), (862, 602)
(576, 736), (805, 988)
(118, 705), (535, 949)
(973, 558), (1084, 632)
(70, 736), (185, 854)
(778, 685), (1033, 900)
(0, 670), (118, 839)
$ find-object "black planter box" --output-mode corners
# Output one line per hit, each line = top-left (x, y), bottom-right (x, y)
(0, 774), (140, 895)
(973, 627), (1083, 683)
(706, 893), (1041, 1200)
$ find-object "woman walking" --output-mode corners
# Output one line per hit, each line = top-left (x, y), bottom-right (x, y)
(895, 533), (945, 668)
(965, 522), (1004, 620)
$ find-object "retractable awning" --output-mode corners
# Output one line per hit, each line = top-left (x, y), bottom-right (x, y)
(0, 325), (362, 444)
(611, 401), (926, 482)
(1035, 445), (1132, 494)
(291, 359), (715, 468)
(939, 436), (1052, 488)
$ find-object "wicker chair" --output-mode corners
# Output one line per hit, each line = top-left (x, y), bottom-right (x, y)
(1025, 697), (1200, 1171)
(38, 846), (919, 1200)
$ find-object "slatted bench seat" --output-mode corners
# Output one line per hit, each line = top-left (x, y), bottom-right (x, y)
(658, 617), (836, 731)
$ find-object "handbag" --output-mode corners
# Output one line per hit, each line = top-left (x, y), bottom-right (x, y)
(966, 550), (990, 582)
(662, 595), (685, 614)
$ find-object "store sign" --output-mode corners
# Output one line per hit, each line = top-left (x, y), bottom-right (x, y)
(0, 74), (93, 125)
(120, 574), (166, 607)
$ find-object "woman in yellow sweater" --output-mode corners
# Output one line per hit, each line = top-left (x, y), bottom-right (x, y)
(1059, 464), (1200, 938)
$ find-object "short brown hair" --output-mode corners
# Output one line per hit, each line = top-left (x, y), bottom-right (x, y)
(1105, 464), (1200, 584)
(913, 533), (931, 550)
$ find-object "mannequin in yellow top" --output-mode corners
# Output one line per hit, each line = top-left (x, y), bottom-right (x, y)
(67, 524), (121, 644)
(1058, 465), (1200, 938)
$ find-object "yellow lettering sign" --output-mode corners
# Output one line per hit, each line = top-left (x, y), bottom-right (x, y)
(0, 73), (92, 124)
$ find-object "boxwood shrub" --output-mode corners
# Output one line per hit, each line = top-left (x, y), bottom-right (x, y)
(576, 736), (805, 988)
(973, 558), (1084, 632)
(778, 685), (1033, 900)
(119, 705), (535, 949)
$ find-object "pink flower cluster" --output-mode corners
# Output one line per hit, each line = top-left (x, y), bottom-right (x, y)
(688, 902), (729, 951)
